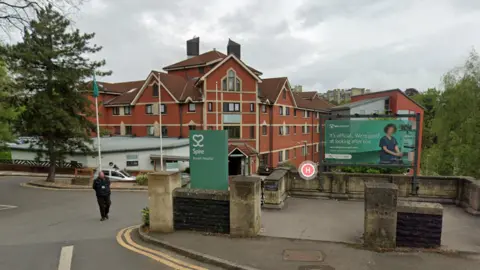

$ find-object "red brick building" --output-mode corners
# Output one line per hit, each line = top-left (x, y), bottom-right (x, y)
(88, 38), (334, 174)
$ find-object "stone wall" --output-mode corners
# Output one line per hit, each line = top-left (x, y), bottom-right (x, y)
(173, 188), (230, 234)
(286, 170), (480, 215)
(396, 202), (443, 248)
(263, 168), (288, 209)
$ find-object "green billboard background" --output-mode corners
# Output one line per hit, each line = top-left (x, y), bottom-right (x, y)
(189, 130), (228, 190)
(324, 119), (416, 165)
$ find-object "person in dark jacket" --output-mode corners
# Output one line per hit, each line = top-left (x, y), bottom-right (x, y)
(92, 171), (111, 221)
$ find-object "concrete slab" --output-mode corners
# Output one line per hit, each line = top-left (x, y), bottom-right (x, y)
(261, 197), (480, 253)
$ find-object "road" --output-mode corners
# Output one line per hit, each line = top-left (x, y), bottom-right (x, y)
(0, 176), (217, 270)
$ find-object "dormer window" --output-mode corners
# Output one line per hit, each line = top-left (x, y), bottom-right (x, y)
(152, 83), (159, 96)
(222, 70), (241, 92)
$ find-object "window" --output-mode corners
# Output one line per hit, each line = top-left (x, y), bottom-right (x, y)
(145, 104), (153, 114)
(294, 109), (297, 117)
(384, 99), (390, 111)
(285, 126), (290, 135)
(302, 146), (307, 156)
(188, 103), (196, 112)
(160, 104), (167, 114)
(114, 126), (120, 135)
(307, 111), (310, 117)
(293, 148), (297, 159)
(228, 70), (235, 91)
(317, 125), (320, 133)
(153, 84), (159, 96)
(208, 102), (213, 112)
(262, 125), (267, 135)
(279, 151), (283, 163)
(222, 70), (241, 92)
(198, 66), (205, 74)
(223, 102), (240, 112)
(261, 105), (267, 113)
(111, 171), (125, 178)
(126, 154), (139, 167)
(125, 126), (133, 135)
(306, 126), (310, 134)
(147, 126), (154, 136)
(112, 107), (119, 115)
(279, 106), (283, 115)
(224, 126), (240, 138)
(279, 126), (283, 135)
(250, 126), (255, 138)
(124, 106), (131, 115)
(316, 144), (319, 152)
(294, 126), (297, 134)
(189, 125), (196, 130)
(283, 89), (287, 99)
(285, 150), (290, 160)
(250, 103), (254, 112)
(285, 107), (290, 115)
(162, 126), (168, 137)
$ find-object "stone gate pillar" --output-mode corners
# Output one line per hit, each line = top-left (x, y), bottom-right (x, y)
(148, 171), (181, 233)
(229, 175), (262, 237)
(364, 182), (398, 248)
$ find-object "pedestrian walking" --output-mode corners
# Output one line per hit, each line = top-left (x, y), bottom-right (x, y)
(92, 171), (111, 221)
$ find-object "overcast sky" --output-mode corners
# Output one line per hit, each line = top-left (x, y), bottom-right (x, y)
(73, 0), (480, 93)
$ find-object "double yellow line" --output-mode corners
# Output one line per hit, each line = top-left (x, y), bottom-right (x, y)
(116, 226), (208, 270)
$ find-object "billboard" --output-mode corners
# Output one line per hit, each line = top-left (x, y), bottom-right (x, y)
(189, 130), (229, 190)
(324, 119), (416, 166)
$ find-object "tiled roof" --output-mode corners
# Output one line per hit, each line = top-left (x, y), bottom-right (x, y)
(228, 143), (257, 156)
(158, 72), (203, 102)
(97, 80), (145, 94)
(296, 91), (318, 100)
(331, 97), (388, 110)
(293, 92), (334, 111)
(258, 77), (287, 103)
(164, 50), (262, 75)
(164, 50), (226, 70)
(105, 88), (141, 105)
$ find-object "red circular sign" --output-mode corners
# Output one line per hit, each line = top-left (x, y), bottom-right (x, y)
(299, 161), (317, 179)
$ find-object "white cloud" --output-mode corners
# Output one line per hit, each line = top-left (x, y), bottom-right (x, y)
(73, 0), (480, 92)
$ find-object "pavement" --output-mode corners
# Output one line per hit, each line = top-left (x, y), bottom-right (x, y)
(26, 179), (148, 191)
(261, 197), (480, 253)
(0, 176), (218, 270)
(145, 231), (480, 270)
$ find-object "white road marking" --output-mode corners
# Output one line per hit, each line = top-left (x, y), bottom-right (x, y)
(58, 245), (74, 270)
(0, 204), (17, 211)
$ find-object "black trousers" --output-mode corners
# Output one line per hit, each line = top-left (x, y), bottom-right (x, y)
(96, 195), (111, 218)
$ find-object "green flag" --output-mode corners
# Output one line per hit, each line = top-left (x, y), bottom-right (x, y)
(93, 75), (99, 97)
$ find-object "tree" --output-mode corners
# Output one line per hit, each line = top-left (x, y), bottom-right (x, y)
(0, 0), (82, 36)
(412, 88), (440, 150)
(5, 5), (109, 182)
(0, 58), (22, 149)
(427, 50), (480, 178)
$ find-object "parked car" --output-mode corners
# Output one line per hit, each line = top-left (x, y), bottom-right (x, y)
(94, 168), (136, 182)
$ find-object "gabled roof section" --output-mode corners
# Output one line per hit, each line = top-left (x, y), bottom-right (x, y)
(198, 54), (262, 84)
(258, 77), (288, 103)
(164, 50), (226, 70)
(293, 92), (334, 111)
(105, 88), (141, 106)
(130, 71), (203, 105)
(86, 80), (145, 96)
(296, 91), (319, 100)
(331, 97), (388, 111)
(228, 143), (257, 157)
(165, 49), (263, 76)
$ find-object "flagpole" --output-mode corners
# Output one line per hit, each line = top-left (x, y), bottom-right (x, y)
(95, 95), (102, 169)
(215, 81), (218, 130)
(158, 72), (164, 171)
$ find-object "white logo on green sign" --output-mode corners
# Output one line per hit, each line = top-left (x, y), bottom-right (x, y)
(192, 134), (204, 147)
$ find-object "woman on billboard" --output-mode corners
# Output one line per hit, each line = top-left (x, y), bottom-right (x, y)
(379, 123), (403, 164)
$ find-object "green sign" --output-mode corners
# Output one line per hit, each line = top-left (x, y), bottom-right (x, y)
(189, 130), (228, 190)
(324, 119), (416, 165)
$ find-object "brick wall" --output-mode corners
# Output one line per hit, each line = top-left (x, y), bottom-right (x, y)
(173, 188), (230, 233)
(396, 212), (442, 248)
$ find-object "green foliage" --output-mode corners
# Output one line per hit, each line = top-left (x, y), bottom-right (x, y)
(136, 174), (148, 186)
(0, 59), (23, 148)
(0, 150), (11, 160)
(412, 88), (440, 150)
(141, 207), (150, 226)
(184, 167), (190, 174)
(4, 5), (110, 181)
(335, 166), (408, 174)
(279, 160), (296, 169)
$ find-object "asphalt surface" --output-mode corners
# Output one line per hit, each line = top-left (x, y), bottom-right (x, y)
(0, 176), (217, 270)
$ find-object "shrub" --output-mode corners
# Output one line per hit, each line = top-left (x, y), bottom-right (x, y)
(136, 174), (148, 186)
(141, 207), (149, 226)
(183, 167), (190, 174)
(333, 166), (408, 174)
